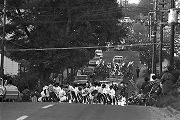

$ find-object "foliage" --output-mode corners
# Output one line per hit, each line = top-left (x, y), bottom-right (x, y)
(0, 0), (128, 88)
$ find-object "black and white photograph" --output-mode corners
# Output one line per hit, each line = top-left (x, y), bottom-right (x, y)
(0, 0), (180, 120)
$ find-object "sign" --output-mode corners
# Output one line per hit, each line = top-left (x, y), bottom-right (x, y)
(150, 73), (155, 81)
(168, 9), (178, 23)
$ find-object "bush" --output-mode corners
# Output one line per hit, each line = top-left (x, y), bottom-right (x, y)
(156, 95), (179, 108)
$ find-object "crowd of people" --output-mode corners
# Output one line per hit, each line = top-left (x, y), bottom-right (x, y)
(38, 82), (128, 106)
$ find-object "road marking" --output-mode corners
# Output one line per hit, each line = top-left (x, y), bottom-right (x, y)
(16, 115), (28, 120)
(42, 104), (54, 109)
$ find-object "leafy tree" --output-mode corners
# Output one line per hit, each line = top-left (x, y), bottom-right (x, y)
(0, 0), (128, 87)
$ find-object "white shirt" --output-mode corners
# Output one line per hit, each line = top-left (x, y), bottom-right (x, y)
(68, 85), (74, 91)
(109, 89), (115, 96)
(102, 88), (108, 94)
(54, 86), (61, 94)
(74, 87), (79, 95)
(58, 89), (66, 98)
(95, 86), (102, 93)
(89, 86), (95, 93)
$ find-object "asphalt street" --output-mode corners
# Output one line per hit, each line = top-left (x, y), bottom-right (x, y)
(102, 50), (141, 94)
(0, 102), (175, 120)
(102, 51), (140, 66)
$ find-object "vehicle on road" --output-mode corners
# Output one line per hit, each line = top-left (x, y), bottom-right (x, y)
(113, 56), (124, 65)
(83, 67), (95, 75)
(88, 58), (101, 67)
(106, 77), (123, 84)
(0, 78), (20, 102)
(95, 49), (103, 58)
(0, 78), (5, 101)
(73, 75), (89, 86)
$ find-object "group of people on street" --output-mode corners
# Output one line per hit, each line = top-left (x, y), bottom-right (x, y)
(36, 64), (180, 107)
(38, 82), (127, 106)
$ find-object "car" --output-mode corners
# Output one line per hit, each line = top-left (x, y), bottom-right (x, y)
(74, 75), (89, 86)
(73, 80), (88, 87)
(113, 56), (124, 64)
(98, 80), (111, 85)
(83, 67), (94, 75)
(0, 78), (5, 100)
(0, 78), (20, 102)
(88, 58), (101, 67)
(106, 77), (123, 83)
(95, 49), (103, 58)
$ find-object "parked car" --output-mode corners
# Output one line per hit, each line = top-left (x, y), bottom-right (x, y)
(73, 75), (89, 86)
(83, 67), (95, 75)
(0, 78), (5, 101)
(113, 56), (124, 65)
(95, 49), (103, 58)
(0, 78), (20, 102)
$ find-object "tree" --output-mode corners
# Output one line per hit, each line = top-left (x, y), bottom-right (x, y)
(0, 0), (128, 87)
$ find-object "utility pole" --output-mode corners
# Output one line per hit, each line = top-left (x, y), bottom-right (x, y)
(159, 0), (166, 75)
(0, 0), (6, 78)
(170, 0), (175, 66)
(123, 0), (128, 17)
(152, 0), (158, 74)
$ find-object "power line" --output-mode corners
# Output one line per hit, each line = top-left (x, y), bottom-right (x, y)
(4, 43), (159, 52)
(3, 5), (151, 10)
(15, 18), (120, 24)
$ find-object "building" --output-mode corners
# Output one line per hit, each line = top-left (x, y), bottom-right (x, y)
(0, 54), (19, 75)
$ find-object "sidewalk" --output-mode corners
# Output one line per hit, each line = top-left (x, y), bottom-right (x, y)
(149, 106), (180, 120)
(166, 106), (180, 120)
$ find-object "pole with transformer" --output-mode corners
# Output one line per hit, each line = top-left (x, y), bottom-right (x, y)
(0, 0), (6, 78)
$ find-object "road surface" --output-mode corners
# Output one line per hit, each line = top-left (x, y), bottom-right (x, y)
(0, 102), (177, 120)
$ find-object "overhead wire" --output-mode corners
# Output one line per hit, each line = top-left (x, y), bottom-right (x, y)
(4, 43), (159, 52)
(3, 4), (151, 11)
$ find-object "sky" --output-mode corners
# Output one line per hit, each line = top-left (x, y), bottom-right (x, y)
(128, 0), (140, 4)
(117, 0), (140, 5)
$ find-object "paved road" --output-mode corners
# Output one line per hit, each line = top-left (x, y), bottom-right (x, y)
(0, 102), (176, 120)
(102, 50), (140, 66)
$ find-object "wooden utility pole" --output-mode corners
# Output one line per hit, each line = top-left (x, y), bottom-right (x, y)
(159, 0), (167, 75)
(123, 0), (128, 16)
(0, 0), (6, 78)
(152, 0), (158, 74)
(170, 0), (175, 66)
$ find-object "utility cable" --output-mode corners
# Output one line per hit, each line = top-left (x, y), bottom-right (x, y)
(4, 43), (159, 52)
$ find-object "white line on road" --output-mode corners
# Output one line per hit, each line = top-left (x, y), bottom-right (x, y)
(16, 115), (28, 120)
(42, 104), (54, 109)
